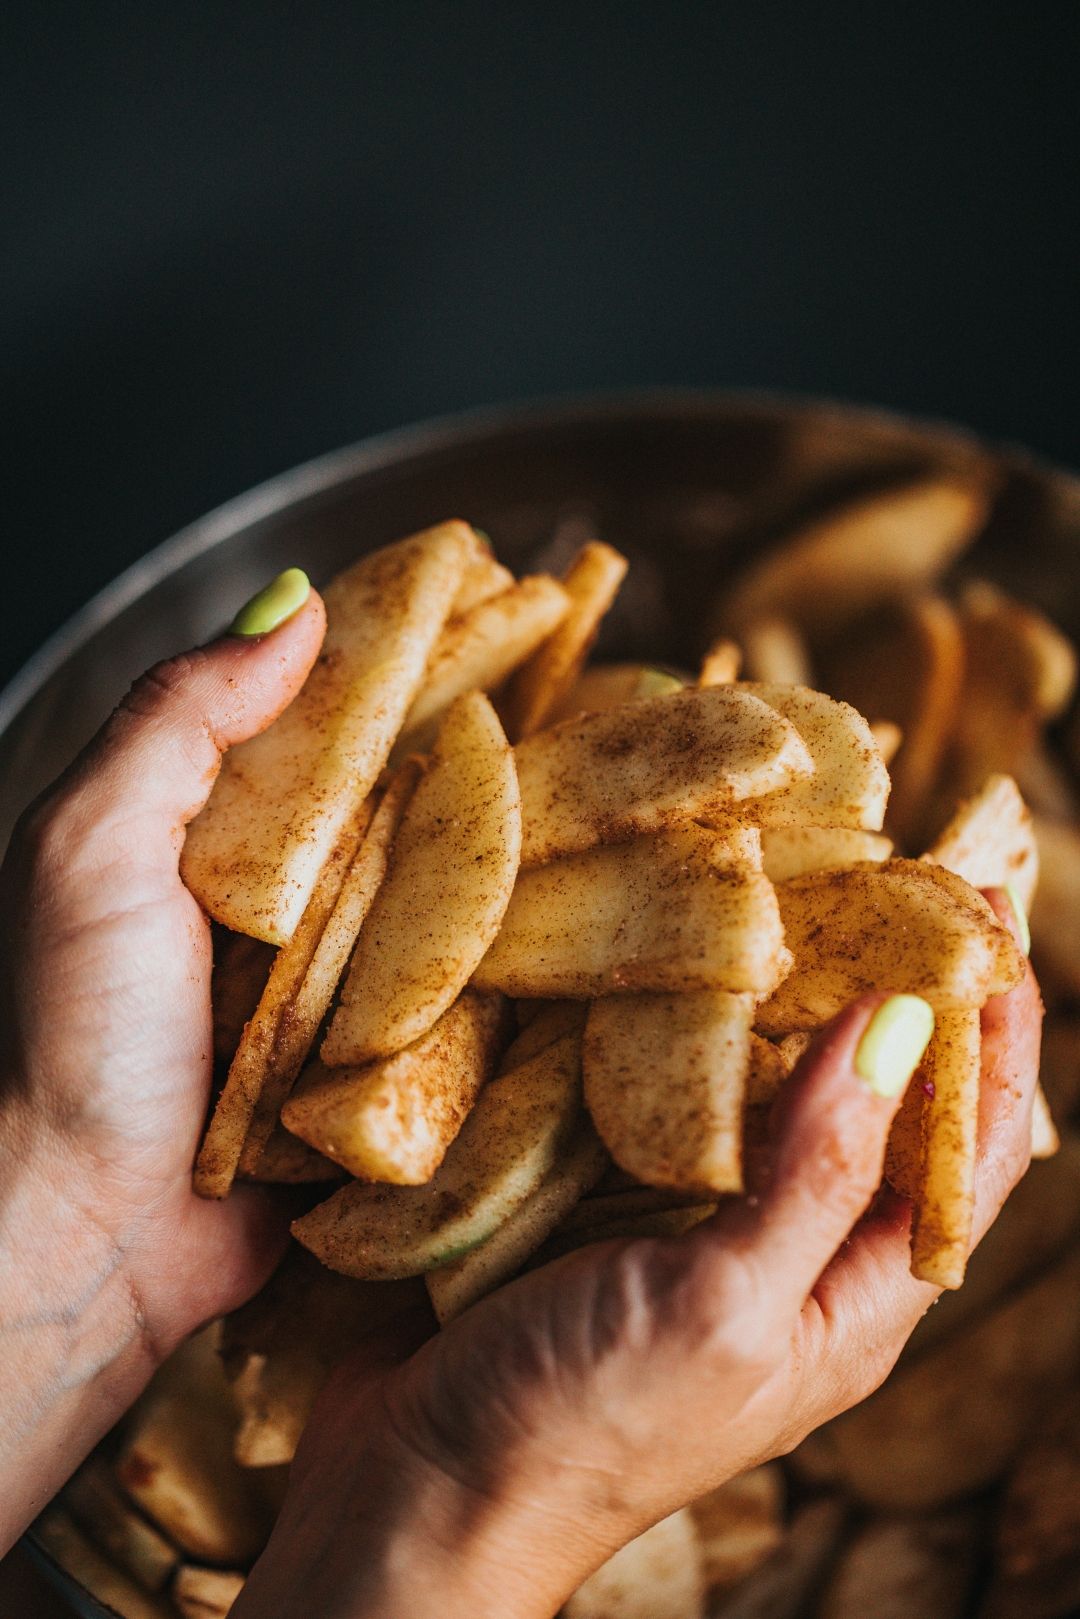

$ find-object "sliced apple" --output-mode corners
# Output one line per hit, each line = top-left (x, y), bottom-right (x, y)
(584, 990), (755, 1194)
(194, 791), (377, 1199)
(922, 772), (1038, 914)
(292, 1030), (584, 1279)
(322, 691), (521, 1066)
(181, 523), (473, 943)
(506, 541), (629, 739)
(397, 574), (570, 753)
(698, 638), (742, 686)
(516, 684), (814, 865)
(282, 990), (506, 1184)
(732, 684), (890, 831)
(761, 825), (893, 883)
(474, 826), (789, 1000)
(723, 475), (989, 637)
(236, 761), (420, 1173)
(758, 860), (1024, 1034)
(425, 1122), (607, 1323)
(549, 661), (684, 723)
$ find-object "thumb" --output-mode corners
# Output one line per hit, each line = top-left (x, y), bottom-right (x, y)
(32, 571), (325, 865)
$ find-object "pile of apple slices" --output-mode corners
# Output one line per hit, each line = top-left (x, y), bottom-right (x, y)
(183, 522), (1028, 1319)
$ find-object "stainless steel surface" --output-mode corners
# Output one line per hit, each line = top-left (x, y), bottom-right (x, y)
(8, 390), (1079, 1616)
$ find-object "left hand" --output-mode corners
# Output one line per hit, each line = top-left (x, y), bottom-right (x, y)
(0, 585), (325, 1542)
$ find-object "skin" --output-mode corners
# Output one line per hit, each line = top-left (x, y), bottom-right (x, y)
(0, 602), (1042, 1617)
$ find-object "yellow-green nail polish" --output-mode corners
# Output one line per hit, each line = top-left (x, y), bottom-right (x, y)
(229, 568), (310, 637)
(1004, 883), (1031, 956)
(854, 995), (935, 1098)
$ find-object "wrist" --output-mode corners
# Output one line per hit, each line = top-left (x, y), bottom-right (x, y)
(239, 1409), (600, 1619)
(0, 1097), (156, 1550)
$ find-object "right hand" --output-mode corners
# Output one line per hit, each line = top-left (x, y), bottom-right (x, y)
(239, 896), (1041, 1619)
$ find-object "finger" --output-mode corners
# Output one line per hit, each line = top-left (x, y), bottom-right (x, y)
(701, 994), (933, 1313)
(27, 576), (325, 865)
(800, 895), (1043, 1410)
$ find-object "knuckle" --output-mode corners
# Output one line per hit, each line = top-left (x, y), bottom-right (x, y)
(120, 654), (202, 724)
(664, 1246), (780, 1370)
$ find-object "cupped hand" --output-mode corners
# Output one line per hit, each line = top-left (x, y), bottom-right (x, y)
(0, 584), (325, 1537)
(246, 908), (1042, 1619)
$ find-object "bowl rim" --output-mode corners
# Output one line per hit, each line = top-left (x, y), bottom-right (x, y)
(0, 383), (1024, 749)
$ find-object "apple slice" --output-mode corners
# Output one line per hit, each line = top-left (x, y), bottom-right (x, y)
(585, 990), (755, 1194)
(761, 825), (892, 883)
(921, 773), (1038, 914)
(515, 684), (814, 865)
(549, 661), (684, 723)
(322, 691), (521, 1066)
(181, 523), (473, 944)
(397, 574), (570, 753)
(194, 791), (377, 1199)
(292, 1030), (584, 1279)
(282, 990), (506, 1184)
(723, 475), (989, 637)
(425, 1122), (608, 1323)
(506, 541), (629, 739)
(173, 1569), (246, 1619)
(474, 826), (789, 1000)
(758, 860), (1024, 1035)
(235, 760), (421, 1174)
(733, 684), (890, 831)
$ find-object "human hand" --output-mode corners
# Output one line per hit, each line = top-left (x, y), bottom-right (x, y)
(0, 570), (324, 1544)
(241, 903), (1041, 1619)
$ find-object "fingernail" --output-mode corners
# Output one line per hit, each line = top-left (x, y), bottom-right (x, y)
(229, 568), (310, 637)
(1003, 883), (1031, 956)
(854, 995), (935, 1098)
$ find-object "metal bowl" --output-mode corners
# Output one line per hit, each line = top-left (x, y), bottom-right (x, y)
(9, 390), (1080, 1617)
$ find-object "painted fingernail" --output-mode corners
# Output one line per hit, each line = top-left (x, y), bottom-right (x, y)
(229, 568), (310, 637)
(1003, 883), (1031, 956)
(854, 995), (935, 1098)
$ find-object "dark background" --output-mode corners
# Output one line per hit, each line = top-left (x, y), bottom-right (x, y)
(3, 2), (1078, 691)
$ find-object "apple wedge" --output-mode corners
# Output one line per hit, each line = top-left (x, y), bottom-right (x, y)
(173, 1568), (246, 1619)
(506, 540), (629, 739)
(922, 772), (1038, 914)
(761, 826), (892, 883)
(449, 545), (515, 615)
(322, 691), (521, 1066)
(757, 860), (1024, 1034)
(515, 684), (814, 865)
(282, 990), (506, 1184)
(564, 1508), (707, 1619)
(698, 638), (742, 686)
(723, 475), (989, 636)
(235, 760), (421, 1174)
(116, 1329), (269, 1565)
(194, 791), (377, 1199)
(425, 1122), (608, 1323)
(62, 1458), (179, 1594)
(732, 684), (890, 831)
(181, 523), (473, 944)
(549, 661), (684, 723)
(396, 574), (570, 753)
(292, 1030), (584, 1279)
(909, 1008), (982, 1289)
(474, 826), (789, 1000)
(33, 1509), (174, 1619)
(584, 990), (756, 1194)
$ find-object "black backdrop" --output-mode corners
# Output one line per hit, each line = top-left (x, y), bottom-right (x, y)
(2, 2), (1078, 689)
